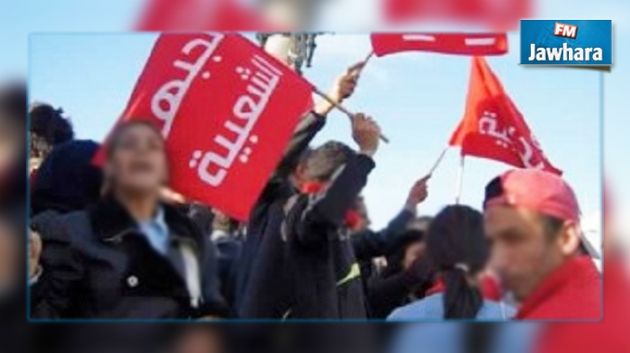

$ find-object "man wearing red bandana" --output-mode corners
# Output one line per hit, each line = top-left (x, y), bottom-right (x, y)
(279, 114), (384, 319)
(483, 169), (601, 320)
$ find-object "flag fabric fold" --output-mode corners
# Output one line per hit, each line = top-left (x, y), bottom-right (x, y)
(449, 56), (562, 175)
(370, 33), (508, 57)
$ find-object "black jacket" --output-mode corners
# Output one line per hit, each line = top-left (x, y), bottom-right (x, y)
(282, 153), (375, 319)
(367, 262), (433, 318)
(30, 196), (227, 319)
(350, 209), (415, 316)
(235, 112), (326, 317)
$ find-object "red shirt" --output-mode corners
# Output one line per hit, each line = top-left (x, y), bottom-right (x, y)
(516, 256), (601, 320)
(534, 257), (630, 353)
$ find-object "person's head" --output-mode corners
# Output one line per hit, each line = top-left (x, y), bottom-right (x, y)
(353, 196), (371, 230)
(303, 140), (354, 183)
(104, 120), (168, 198)
(170, 327), (224, 353)
(29, 103), (74, 168)
(31, 140), (103, 215)
(427, 205), (488, 319)
(385, 229), (427, 275)
(0, 82), (26, 203)
(290, 146), (312, 188)
(344, 196), (371, 233)
(407, 215), (433, 233)
(483, 169), (593, 302)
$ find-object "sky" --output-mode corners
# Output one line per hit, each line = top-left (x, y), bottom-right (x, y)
(2, 0), (629, 248)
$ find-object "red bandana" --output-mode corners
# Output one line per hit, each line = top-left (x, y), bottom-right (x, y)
(300, 181), (363, 230)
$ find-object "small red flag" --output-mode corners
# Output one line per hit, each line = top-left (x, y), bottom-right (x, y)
(371, 33), (508, 57)
(97, 33), (315, 220)
(449, 57), (562, 175)
(381, 0), (530, 31)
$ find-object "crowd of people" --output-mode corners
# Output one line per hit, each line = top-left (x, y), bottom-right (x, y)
(21, 55), (602, 321)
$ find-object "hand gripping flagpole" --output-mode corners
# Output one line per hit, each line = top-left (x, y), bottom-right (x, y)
(312, 89), (389, 143)
(312, 50), (389, 143)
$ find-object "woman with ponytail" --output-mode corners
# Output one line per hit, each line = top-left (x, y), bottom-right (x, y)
(388, 205), (514, 320)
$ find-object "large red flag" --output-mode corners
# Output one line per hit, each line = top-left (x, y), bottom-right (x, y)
(371, 33), (508, 57)
(137, 0), (274, 31)
(449, 57), (562, 175)
(99, 33), (315, 220)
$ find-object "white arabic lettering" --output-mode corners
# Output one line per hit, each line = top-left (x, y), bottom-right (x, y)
(151, 33), (224, 137)
(191, 54), (282, 187)
(478, 110), (544, 169)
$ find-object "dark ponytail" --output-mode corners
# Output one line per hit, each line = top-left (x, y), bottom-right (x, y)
(443, 267), (483, 319)
(427, 205), (489, 319)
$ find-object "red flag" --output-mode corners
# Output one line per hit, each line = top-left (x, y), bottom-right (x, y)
(98, 33), (315, 220)
(370, 33), (508, 57)
(381, 0), (530, 31)
(449, 57), (562, 175)
(136, 0), (275, 31)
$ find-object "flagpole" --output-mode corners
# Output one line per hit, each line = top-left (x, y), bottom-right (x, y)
(355, 51), (374, 77)
(312, 88), (390, 143)
(455, 154), (466, 204)
(362, 51), (374, 67)
(427, 146), (448, 177)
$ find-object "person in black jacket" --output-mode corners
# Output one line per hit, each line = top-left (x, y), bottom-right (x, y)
(31, 139), (103, 217)
(280, 113), (382, 319)
(29, 120), (226, 319)
(367, 221), (435, 318)
(347, 178), (430, 316)
(235, 61), (364, 317)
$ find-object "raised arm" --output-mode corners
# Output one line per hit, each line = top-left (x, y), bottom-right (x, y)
(353, 176), (429, 259)
(259, 61), (366, 204)
(295, 114), (381, 246)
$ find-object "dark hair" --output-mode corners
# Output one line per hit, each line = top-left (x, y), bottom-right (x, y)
(427, 205), (489, 319)
(30, 103), (74, 147)
(0, 83), (26, 121)
(384, 229), (426, 276)
(105, 120), (164, 159)
(31, 140), (103, 215)
(305, 141), (354, 181)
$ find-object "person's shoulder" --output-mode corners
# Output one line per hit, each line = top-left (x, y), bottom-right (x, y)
(477, 300), (516, 320)
(387, 294), (443, 321)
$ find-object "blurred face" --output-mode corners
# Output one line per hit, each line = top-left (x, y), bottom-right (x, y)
(0, 114), (22, 184)
(173, 328), (223, 353)
(106, 124), (167, 196)
(484, 206), (573, 302)
(402, 241), (425, 270)
(29, 132), (52, 167)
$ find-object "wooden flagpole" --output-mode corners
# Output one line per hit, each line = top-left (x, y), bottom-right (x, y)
(455, 154), (466, 204)
(311, 50), (388, 142)
(427, 146), (448, 177)
(312, 88), (390, 143)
